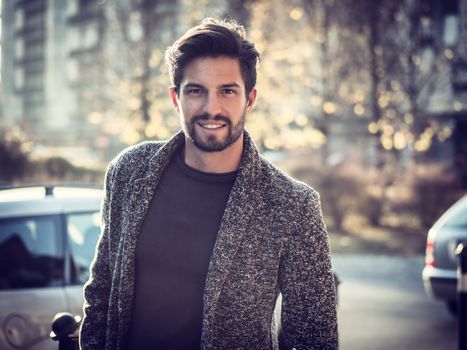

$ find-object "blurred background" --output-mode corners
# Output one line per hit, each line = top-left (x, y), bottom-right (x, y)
(0, 0), (466, 348)
(1, 0), (466, 250)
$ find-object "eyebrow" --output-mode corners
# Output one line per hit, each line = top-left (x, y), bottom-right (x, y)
(183, 82), (242, 90)
(183, 83), (204, 90)
(219, 83), (241, 89)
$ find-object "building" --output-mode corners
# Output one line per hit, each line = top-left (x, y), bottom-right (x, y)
(1, 0), (106, 148)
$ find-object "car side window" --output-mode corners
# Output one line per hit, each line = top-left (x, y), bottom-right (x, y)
(0, 215), (63, 290)
(67, 211), (100, 284)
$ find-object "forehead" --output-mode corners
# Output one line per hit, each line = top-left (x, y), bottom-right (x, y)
(181, 56), (245, 88)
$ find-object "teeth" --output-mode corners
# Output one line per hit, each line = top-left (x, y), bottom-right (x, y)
(202, 124), (223, 129)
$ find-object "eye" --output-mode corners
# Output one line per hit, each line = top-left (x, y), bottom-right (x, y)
(222, 88), (237, 95)
(187, 88), (203, 95)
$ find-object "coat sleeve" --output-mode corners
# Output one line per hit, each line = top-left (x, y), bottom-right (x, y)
(279, 190), (338, 349)
(79, 161), (116, 349)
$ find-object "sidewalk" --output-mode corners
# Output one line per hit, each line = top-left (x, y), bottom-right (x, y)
(328, 225), (426, 256)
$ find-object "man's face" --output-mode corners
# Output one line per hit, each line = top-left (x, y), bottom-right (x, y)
(169, 56), (256, 152)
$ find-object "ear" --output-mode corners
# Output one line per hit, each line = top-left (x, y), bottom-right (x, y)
(246, 88), (257, 112)
(169, 87), (180, 112)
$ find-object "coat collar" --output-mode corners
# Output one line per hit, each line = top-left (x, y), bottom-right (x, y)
(127, 129), (262, 205)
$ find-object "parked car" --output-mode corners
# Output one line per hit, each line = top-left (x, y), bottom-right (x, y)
(422, 194), (467, 315)
(0, 185), (102, 350)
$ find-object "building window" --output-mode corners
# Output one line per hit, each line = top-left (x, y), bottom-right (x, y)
(25, 42), (44, 60)
(15, 38), (24, 59)
(67, 0), (79, 17)
(24, 90), (45, 105)
(23, 60), (44, 74)
(24, 72), (44, 91)
(442, 0), (459, 47)
(24, 27), (45, 43)
(23, 0), (46, 13)
(24, 12), (45, 30)
(14, 68), (24, 90)
(443, 15), (459, 46)
(66, 59), (79, 82)
(23, 105), (46, 124)
(66, 26), (80, 52)
(15, 9), (24, 30)
(79, 0), (100, 16)
(67, 22), (100, 52)
(83, 23), (99, 49)
(128, 11), (143, 42)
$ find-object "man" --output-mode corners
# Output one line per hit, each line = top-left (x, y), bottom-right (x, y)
(80, 18), (338, 350)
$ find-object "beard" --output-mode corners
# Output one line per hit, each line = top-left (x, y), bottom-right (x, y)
(183, 112), (245, 152)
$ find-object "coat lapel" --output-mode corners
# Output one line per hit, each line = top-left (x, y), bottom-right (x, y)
(202, 131), (264, 339)
(117, 131), (185, 341)
(126, 131), (185, 238)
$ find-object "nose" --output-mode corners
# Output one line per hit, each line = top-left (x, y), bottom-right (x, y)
(202, 93), (222, 117)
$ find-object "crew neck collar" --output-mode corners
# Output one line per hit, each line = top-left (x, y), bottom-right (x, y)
(175, 149), (237, 183)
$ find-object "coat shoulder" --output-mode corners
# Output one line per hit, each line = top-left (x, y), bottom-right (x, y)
(258, 156), (319, 205)
(109, 141), (166, 181)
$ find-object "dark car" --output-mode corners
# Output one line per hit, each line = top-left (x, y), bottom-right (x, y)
(423, 194), (467, 315)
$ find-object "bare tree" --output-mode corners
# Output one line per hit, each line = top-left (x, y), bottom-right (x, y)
(98, 0), (178, 144)
(376, 0), (452, 158)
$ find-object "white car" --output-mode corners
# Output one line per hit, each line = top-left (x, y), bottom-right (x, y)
(0, 185), (102, 350)
(422, 194), (467, 315)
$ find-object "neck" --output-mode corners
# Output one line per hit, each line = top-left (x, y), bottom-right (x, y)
(183, 134), (244, 173)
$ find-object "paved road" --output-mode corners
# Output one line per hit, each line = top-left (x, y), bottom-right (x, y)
(332, 254), (457, 350)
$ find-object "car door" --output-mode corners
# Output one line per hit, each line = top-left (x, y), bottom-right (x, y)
(0, 215), (67, 350)
(63, 211), (101, 317)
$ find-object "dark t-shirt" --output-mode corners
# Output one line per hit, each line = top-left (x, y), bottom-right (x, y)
(125, 150), (237, 349)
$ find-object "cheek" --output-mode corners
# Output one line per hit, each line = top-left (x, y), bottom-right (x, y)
(224, 96), (245, 109)
(231, 99), (248, 114)
(181, 99), (201, 115)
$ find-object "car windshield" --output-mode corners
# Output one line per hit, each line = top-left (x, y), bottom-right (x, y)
(442, 198), (467, 228)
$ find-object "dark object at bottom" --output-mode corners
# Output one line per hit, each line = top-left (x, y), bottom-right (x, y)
(456, 244), (467, 350)
(50, 312), (81, 350)
(334, 273), (341, 306)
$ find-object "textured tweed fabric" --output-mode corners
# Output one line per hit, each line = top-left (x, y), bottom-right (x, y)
(79, 130), (338, 350)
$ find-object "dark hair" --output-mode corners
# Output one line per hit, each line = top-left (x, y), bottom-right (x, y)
(165, 17), (260, 95)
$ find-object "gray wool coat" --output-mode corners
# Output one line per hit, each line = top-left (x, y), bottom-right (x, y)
(79, 130), (338, 350)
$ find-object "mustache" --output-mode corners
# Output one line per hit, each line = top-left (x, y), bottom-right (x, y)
(191, 113), (231, 125)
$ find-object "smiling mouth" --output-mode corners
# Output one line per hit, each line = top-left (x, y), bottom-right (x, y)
(198, 123), (226, 130)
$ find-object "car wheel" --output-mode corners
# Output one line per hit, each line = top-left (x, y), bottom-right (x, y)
(446, 301), (457, 316)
